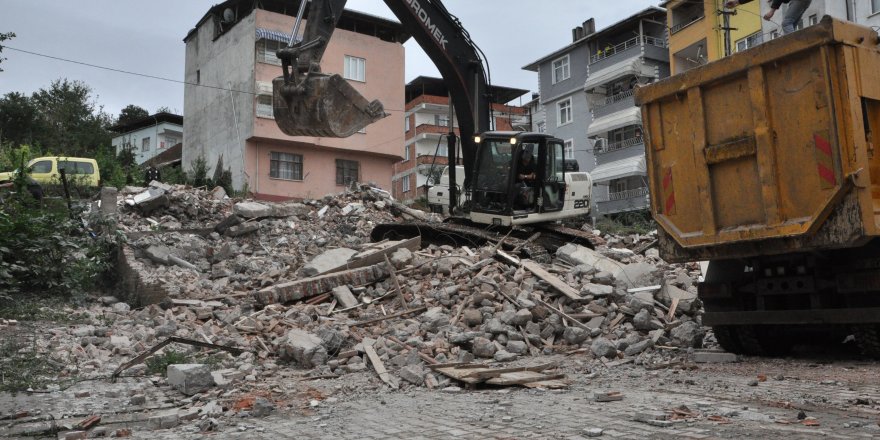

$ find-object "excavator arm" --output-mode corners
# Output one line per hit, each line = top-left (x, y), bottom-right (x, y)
(273, 0), (491, 194)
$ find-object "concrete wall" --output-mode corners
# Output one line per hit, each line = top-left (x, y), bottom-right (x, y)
(539, 44), (591, 104)
(183, 11), (256, 190)
(247, 139), (396, 201)
(759, 0), (880, 35)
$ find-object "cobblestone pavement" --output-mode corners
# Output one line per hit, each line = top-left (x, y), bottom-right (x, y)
(3, 354), (879, 439)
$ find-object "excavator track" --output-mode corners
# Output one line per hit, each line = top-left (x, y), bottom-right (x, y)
(370, 220), (602, 264)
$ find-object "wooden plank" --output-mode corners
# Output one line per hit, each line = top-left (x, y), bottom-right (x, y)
(350, 306), (427, 327)
(521, 379), (569, 389)
(485, 372), (566, 386)
(384, 255), (408, 310)
(533, 298), (592, 332)
(463, 362), (558, 380)
(666, 297), (680, 321)
(521, 260), (582, 300)
(363, 340), (398, 389)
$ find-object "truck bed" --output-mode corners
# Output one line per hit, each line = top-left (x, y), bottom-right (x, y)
(636, 17), (880, 262)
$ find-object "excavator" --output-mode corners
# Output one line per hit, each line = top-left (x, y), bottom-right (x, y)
(271, 0), (597, 260)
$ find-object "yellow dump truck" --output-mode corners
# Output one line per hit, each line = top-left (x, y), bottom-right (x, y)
(636, 17), (880, 356)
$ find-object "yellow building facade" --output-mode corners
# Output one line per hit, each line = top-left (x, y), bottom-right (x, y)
(662, 0), (762, 74)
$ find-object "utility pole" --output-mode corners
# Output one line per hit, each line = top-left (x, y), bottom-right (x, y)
(719, 6), (737, 57)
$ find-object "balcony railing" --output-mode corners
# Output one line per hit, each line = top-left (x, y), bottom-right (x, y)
(670, 15), (704, 34)
(590, 35), (667, 64)
(596, 136), (644, 154)
(596, 186), (649, 202)
(602, 89), (635, 106)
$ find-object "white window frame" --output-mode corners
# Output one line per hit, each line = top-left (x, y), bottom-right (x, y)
(552, 55), (570, 84)
(142, 137), (150, 152)
(808, 14), (818, 26)
(405, 116), (410, 132)
(402, 174), (411, 193)
(404, 145), (411, 161)
(874, 0), (880, 14)
(343, 55), (366, 82)
(770, 30), (780, 40)
(564, 139), (574, 160)
(270, 151), (303, 181)
(557, 98), (573, 127)
(257, 39), (283, 66)
(256, 94), (274, 119)
(536, 121), (546, 133)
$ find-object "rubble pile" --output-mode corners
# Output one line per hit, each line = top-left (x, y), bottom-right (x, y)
(29, 184), (709, 432)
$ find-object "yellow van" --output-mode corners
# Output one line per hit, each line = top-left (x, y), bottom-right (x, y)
(0, 157), (101, 187)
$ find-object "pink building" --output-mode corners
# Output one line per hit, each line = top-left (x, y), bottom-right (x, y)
(183, 0), (408, 201)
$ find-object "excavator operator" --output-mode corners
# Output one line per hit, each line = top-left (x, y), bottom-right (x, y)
(515, 148), (537, 210)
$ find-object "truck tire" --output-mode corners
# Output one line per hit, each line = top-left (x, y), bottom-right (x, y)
(711, 326), (744, 353)
(854, 325), (880, 358)
(735, 325), (792, 356)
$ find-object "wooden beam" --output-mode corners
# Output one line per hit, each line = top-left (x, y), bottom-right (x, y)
(521, 260), (582, 300)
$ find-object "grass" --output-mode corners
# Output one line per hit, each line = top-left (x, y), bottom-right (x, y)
(594, 210), (655, 236)
(0, 295), (90, 324)
(0, 326), (66, 393)
(145, 349), (190, 375)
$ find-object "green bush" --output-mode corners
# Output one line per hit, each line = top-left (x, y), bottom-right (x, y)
(595, 210), (655, 236)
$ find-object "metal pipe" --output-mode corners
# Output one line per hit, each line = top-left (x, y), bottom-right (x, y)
(288, 0), (309, 47)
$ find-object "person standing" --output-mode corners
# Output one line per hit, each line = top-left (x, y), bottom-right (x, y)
(725, 0), (812, 35)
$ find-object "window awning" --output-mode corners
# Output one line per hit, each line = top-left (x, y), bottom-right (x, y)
(589, 155), (646, 182)
(584, 58), (654, 92)
(587, 107), (641, 136)
(256, 28), (300, 44)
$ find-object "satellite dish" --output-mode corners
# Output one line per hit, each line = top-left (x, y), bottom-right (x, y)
(222, 8), (235, 23)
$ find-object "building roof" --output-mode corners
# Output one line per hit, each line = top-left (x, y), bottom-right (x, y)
(184, 0), (410, 44)
(110, 112), (183, 133)
(405, 76), (529, 106)
(142, 142), (183, 169)
(522, 7), (666, 71)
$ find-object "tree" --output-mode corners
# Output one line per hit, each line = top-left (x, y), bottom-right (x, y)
(0, 32), (14, 72)
(155, 106), (175, 114)
(117, 104), (149, 126)
(0, 92), (42, 146)
(29, 79), (112, 156)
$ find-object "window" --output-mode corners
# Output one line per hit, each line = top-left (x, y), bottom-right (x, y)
(612, 179), (628, 194)
(336, 159), (359, 185)
(164, 136), (178, 148)
(770, 30), (780, 40)
(256, 95), (273, 119)
(142, 137), (150, 151)
(404, 116), (410, 132)
(557, 98), (572, 126)
(564, 140), (574, 160)
(257, 39), (283, 65)
(808, 14), (818, 26)
(343, 55), (365, 82)
(196, 70), (200, 84)
(59, 161), (95, 175)
(404, 146), (410, 161)
(269, 152), (303, 180)
(735, 32), (763, 52)
(402, 174), (411, 193)
(552, 55), (570, 84)
(30, 160), (52, 173)
(434, 114), (450, 127)
(874, 0), (880, 13)
(536, 121), (546, 133)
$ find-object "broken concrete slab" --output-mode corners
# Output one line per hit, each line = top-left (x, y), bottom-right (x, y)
(233, 201), (274, 219)
(331, 285), (359, 309)
(693, 350), (738, 363)
(255, 264), (391, 305)
(301, 248), (359, 277)
(556, 244), (622, 276)
(167, 364), (215, 396)
(277, 329), (328, 368)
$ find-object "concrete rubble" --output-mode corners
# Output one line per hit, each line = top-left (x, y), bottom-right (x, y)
(8, 183), (717, 436)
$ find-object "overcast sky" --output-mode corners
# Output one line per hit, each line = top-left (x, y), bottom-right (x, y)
(0, 0), (660, 118)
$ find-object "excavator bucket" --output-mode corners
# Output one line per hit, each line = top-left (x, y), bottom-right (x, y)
(272, 73), (387, 138)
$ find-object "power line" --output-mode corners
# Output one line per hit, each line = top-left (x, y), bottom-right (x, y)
(1, 45), (406, 112)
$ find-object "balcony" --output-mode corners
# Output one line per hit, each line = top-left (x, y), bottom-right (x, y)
(590, 36), (666, 67)
(596, 187), (650, 215)
(592, 90), (636, 119)
(596, 136), (643, 155)
(670, 15), (704, 35)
